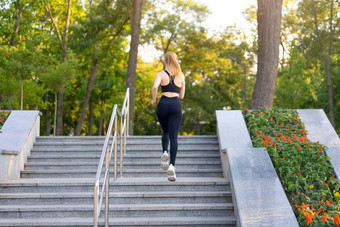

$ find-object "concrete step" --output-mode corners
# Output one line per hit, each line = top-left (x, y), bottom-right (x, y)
(0, 178), (230, 193)
(21, 169), (223, 178)
(33, 140), (219, 146)
(0, 216), (237, 226)
(24, 162), (222, 170)
(0, 203), (234, 218)
(30, 145), (219, 152)
(36, 135), (218, 142)
(27, 152), (220, 159)
(0, 191), (232, 205)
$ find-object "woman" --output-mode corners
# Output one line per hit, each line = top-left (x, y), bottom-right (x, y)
(151, 52), (185, 181)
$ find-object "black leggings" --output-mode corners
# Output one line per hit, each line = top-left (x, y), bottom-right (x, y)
(157, 96), (182, 166)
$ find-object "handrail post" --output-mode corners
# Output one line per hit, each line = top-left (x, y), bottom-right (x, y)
(114, 115), (118, 181)
(93, 181), (99, 227)
(105, 148), (110, 227)
(93, 88), (129, 225)
(120, 115), (123, 178)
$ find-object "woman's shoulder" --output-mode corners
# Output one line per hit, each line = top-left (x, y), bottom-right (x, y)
(157, 70), (167, 76)
(179, 72), (185, 80)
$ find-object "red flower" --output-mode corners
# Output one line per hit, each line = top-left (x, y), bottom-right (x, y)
(333, 214), (340, 226)
(305, 213), (313, 226)
(297, 146), (302, 150)
(322, 213), (327, 223)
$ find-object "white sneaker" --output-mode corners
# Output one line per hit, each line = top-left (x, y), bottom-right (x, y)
(160, 151), (169, 170)
(167, 164), (176, 181)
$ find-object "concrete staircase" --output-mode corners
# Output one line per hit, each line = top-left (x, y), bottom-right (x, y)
(0, 135), (236, 226)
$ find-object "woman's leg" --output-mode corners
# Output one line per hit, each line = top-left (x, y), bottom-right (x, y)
(157, 99), (169, 152)
(168, 100), (182, 166)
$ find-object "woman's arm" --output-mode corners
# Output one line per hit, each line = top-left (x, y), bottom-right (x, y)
(151, 73), (162, 106)
(179, 73), (185, 100)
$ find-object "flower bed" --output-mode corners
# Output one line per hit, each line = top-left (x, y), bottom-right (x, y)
(0, 110), (11, 131)
(243, 108), (340, 226)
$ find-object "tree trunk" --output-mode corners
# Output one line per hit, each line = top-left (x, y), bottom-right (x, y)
(45, 0), (71, 135)
(126, 0), (145, 135)
(250, 0), (282, 109)
(20, 78), (23, 110)
(54, 92), (58, 136)
(88, 101), (93, 136)
(75, 52), (98, 136)
(10, 0), (24, 46)
(98, 96), (104, 136)
(45, 92), (51, 136)
(56, 90), (63, 135)
(312, 0), (335, 126)
(195, 118), (200, 135)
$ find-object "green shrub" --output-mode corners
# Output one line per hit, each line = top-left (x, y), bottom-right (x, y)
(243, 108), (340, 226)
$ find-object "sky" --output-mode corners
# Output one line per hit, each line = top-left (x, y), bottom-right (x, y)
(199, 0), (255, 33)
(139, 0), (256, 62)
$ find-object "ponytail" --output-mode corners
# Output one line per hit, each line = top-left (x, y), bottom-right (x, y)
(164, 52), (182, 76)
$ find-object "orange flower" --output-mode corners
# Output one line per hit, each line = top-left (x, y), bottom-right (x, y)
(319, 146), (323, 151)
(263, 141), (268, 147)
(301, 203), (309, 210)
(270, 117), (273, 121)
(317, 152), (320, 156)
(297, 172), (301, 177)
(305, 214), (313, 226)
(325, 200), (330, 206)
(255, 133), (258, 137)
(306, 145), (309, 149)
(333, 214), (340, 225)
(296, 191), (300, 195)
(297, 146), (302, 150)
(322, 213), (327, 223)
(319, 200), (323, 205)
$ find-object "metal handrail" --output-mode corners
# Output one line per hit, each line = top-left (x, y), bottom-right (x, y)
(93, 88), (129, 227)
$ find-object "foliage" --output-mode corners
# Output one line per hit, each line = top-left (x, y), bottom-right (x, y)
(1, 0), (338, 136)
(0, 110), (11, 131)
(244, 108), (340, 226)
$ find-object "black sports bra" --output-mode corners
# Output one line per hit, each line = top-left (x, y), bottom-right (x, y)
(161, 70), (181, 94)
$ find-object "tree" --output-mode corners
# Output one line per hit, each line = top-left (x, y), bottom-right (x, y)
(74, 0), (130, 136)
(126, 0), (145, 135)
(312, 0), (335, 126)
(44, 0), (71, 135)
(250, 0), (283, 109)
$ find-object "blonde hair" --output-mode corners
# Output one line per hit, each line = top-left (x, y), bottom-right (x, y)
(164, 52), (182, 76)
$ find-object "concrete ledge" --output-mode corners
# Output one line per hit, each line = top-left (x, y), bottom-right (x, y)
(216, 110), (253, 180)
(297, 109), (340, 146)
(0, 111), (40, 182)
(297, 109), (340, 178)
(216, 110), (298, 227)
(227, 147), (298, 226)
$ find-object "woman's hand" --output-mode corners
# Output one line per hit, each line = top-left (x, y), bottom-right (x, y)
(151, 99), (156, 106)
